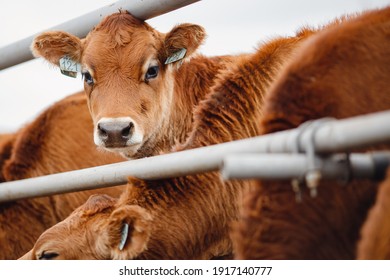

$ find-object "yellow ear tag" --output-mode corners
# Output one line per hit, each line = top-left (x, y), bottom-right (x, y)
(164, 48), (187, 65)
(59, 56), (81, 78)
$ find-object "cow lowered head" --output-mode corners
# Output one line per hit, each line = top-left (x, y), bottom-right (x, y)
(31, 11), (205, 159)
(19, 194), (153, 260)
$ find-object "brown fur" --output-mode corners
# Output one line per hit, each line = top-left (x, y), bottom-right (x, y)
(3, 93), (123, 179)
(32, 11), (236, 159)
(0, 134), (16, 182)
(234, 7), (390, 259)
(358, 168), (390, 259)
(21, 28), (316, 260)
(0, 93), (125, 260)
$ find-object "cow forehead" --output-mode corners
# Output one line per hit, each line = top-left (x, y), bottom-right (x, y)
(82, 12), (161, 67)
(40, 210), (104, 240)
(83, 31), (161, 64)
(83, 30), (160, 76)
(34, 222), (71, 250)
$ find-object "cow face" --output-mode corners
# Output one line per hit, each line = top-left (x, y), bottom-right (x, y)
(19, 194), (152, 260)
(31, 12), (205, 158)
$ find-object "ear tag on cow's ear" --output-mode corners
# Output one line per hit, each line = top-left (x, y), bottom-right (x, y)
(118, 223), (129, 251)
(59, 56), (81, 78)
(164, 48), (187, 65)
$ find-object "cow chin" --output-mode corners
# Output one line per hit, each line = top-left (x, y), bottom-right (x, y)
(103, 144), (142, 159)
(98, 144), (142, 159)
(94, 137), (143, 159)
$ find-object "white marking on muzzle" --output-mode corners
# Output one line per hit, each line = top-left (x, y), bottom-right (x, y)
(94, 117), (143, 148)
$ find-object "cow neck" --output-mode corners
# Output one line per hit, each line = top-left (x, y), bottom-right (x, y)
(182, 36), (313, 151)
(168, 55), (234, 148)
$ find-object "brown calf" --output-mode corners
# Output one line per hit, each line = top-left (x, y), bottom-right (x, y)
(233, 7), (390, 259)
(32, 11), (237, 159)
(10, 12), (235, 259)
(0, 93), (125, 259)
(20, 27), (316, 260)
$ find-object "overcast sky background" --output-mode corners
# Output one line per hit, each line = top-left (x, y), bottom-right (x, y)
(0, 0), (389, 133)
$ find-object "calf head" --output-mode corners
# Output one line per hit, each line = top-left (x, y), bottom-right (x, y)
(31, 11), (205, 158)
(19, 194), (152, 260)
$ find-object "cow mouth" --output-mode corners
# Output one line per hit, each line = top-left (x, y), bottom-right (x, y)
(104, 143), (131, 148)
(100, 141), (142, 149)
(100, 143), (142, 158)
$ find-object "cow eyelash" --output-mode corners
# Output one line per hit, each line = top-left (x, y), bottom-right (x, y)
(38, 251), (59, 260)
(82, 71), (94, 86)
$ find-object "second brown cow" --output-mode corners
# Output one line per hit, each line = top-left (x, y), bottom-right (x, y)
(234, 6), (390, 260)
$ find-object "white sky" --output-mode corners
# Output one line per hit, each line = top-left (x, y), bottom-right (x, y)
(0, 0), (389, 133)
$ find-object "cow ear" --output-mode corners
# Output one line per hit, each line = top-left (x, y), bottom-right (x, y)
(31, 31), (83, 67)
(161, 23), (206, 66)
(106, 205), (152, 259)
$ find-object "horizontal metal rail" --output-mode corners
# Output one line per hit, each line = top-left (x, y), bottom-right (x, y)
(222, 152), (390, 181)
(0, 0), (200, 71)
(0, 110), (389, 203)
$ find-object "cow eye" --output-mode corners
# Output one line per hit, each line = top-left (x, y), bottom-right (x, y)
(145, 66), (159, 82)
(82, 71), (94, 86)
(38, 251), (59, 260)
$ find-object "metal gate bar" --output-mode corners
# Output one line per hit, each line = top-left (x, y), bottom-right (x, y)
(0, 0), (200, 70)
(0, 110), (389, 203)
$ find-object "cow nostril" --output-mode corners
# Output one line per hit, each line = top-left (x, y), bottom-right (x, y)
(121, 123), (134, 138)
(97, 123), (108, 139)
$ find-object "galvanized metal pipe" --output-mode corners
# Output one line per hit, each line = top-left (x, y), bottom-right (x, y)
(0, 110), (389, 202)
(221, 152), (390, 180)
(0, 0), (200, 70)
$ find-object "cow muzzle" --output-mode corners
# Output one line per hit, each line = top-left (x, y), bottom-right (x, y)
(94, 117), (143, 151)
